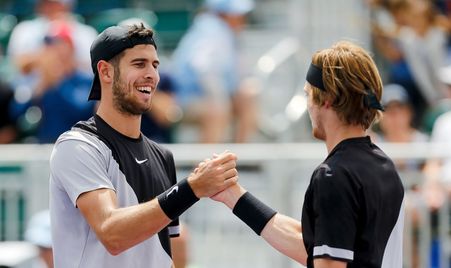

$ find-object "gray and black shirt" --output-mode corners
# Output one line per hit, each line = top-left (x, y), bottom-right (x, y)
(50, 115), (178, 267)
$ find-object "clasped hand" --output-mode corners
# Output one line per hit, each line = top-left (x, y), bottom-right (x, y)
(187, 151), (238, 198)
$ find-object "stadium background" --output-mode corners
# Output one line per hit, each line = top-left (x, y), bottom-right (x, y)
(0, 0), (450, 267)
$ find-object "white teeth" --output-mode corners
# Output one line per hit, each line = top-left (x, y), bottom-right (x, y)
(136, 87), (151, 93)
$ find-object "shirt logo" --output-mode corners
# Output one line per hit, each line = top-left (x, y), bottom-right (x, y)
(166, 186), (179, 197)
(135, 158), (148, 164)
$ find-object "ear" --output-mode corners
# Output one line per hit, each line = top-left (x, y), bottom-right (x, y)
(98, 60), (114, 84)
(324, 99), (332, 109)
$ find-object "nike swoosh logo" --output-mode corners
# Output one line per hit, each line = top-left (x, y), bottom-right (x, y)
(166, 186), (179, 197)
(135, 158), (148, 164)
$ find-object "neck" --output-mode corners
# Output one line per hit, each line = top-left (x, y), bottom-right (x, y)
(320, 106), (367, 153)
(324, 124), (366, 153)
(96, 101), (142, 139)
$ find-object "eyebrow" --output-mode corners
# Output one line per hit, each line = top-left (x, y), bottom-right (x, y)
(130, 58), (160, 66)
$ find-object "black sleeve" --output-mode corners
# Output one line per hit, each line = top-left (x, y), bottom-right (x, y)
(311, 164), (360, 262)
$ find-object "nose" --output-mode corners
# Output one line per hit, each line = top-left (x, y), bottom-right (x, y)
(144, 66), (160, 85)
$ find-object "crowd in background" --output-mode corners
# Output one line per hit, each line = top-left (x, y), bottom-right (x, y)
(0, 0), (259, 145)
(369, 1), (451, 266)
(1, 0), (451, 267)
(0, 0), (448, 145)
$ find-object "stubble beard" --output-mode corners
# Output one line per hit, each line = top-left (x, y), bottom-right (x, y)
(112, 72), (151, 116)
(311, 116), (326, 141)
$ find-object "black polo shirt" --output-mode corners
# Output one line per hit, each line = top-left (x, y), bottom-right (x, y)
(301, 136), (404, 267)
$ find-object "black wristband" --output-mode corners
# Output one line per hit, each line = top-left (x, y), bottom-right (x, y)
(158, 178), (199, 220)
(232, 192), (277, 235)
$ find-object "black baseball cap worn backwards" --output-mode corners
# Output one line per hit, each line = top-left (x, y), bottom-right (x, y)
(88, 25), (157, 101)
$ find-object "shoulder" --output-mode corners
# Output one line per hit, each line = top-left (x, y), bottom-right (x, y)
(53, 129), (106, 156)
(50, 126), (114, 175)
(312, 151), (366, 191)
(53, 118), (108, 155)
(313, 161), (352, 185)
(143, 137), (174, 159)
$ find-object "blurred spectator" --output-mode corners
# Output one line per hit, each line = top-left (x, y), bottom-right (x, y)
(7, 0), (97, 74)
(422, 64), (451, 133)
(421, 109), (451, 268)
(9, 22), (95, 143)
(171, 0), (258, 143)
(0, 80), (18, 143)
(375, 84), (429, 173)
(423, 110), (451, 211)
(437, 64), (451, 99)
(141, 72), (181, 143)
(25, 210), (53, 268)
(371, 0), (448, 126)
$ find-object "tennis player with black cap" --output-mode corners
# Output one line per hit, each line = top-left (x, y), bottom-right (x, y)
(211, 41), (405, 268)
(49, 24), (238, 267)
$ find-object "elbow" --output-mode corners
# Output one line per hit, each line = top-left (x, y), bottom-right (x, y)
(107, 248), (122, 256)
(287, 248), (307, 266)
(105, 243), (123, 256)
(296, 255), (308, 266)
(101, 235), (125, 256)
(96, 227), (127, 256)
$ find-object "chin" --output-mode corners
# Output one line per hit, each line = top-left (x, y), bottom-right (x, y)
(312, 128), (325, 141)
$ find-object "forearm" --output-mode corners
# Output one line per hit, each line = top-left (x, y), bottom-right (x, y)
(261, 214), (307, 265)
(99, 198), (171, 255)
(314, 258), (347, 268)
(78, 152), (237, 255)
(216, 185), (307, 264)
(79, 179), (198, 255)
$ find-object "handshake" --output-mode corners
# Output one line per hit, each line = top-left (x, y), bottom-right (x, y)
(159, 150), (273, 237)
(187, 151), (245, 207)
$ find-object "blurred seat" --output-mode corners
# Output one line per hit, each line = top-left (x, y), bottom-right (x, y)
(422, 99), (451, 134)
(153, 10), (191, 50)
(0, 0), (34, 21)
(75, 0), (128, 17)
(86, 7), (193, 51)
(0, 13), (17, 55)
(86, 8), (157, 33)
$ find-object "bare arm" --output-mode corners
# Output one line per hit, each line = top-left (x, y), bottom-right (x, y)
(261, 213), (307, 264)
(213, 184), (307, 265)
(77, 152), (238, 255)
(314, 258), (347, 268)
(77, 188), (170, 255)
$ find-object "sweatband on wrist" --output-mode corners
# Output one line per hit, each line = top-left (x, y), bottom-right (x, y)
(232, 192), (277, 235)
(158, 179), (199, 220)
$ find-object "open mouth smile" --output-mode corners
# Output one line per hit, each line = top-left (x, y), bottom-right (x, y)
(136, 86), (152, 94)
